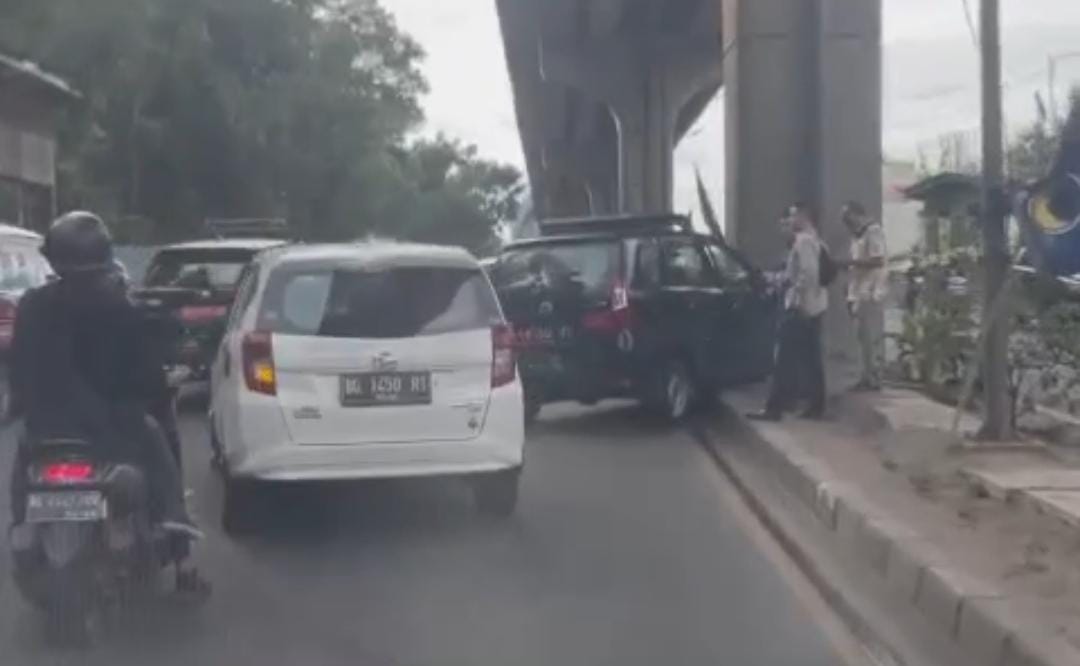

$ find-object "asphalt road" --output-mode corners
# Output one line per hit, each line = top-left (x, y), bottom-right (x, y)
(0, 402), (858, 666)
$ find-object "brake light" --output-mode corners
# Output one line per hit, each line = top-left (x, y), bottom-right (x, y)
(491, 324), (516, 388)
(242, 331), (277, 395)
(0, 297), (16, 346)
(40, 462), (95, 485)
(582, 279), (634, 334)
(180, 305), (228, 324)
(611, 279), (629, 311)
(0, 297), (16, 322)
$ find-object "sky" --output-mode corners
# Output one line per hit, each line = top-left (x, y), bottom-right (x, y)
(380, 0), (1080, 216)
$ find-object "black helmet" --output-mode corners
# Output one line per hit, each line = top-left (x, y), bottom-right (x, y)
(42, 211), (114, 277)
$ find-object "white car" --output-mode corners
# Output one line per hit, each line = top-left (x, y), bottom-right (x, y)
(209, 242), (525, 533)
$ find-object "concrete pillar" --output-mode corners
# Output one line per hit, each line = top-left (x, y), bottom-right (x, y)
(723, 0), (817, 263)
(725, 0), (882, 376)
(541, 36), (722, 214)
(545, 170), (591, 218)
(586, 169), (617, 214)
(818, 0), (883, 377)
(543, 140), (618, 217)
(817, 0), (883, 252)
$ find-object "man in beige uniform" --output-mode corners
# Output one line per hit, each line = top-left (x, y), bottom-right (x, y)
(841, 201), (888, 391)
(748, 203), (829, 421)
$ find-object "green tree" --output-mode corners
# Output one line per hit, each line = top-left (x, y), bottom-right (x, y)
(0, 0), (520, 252)
(376, 136), (523, 252)
(1008, 93), (1061, 184)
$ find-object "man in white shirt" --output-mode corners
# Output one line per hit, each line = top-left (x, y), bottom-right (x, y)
(840, 201), (888, 391)
(749, 203), (828, 421)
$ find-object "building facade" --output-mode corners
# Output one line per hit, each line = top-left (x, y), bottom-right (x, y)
(0, 52), (79, 230)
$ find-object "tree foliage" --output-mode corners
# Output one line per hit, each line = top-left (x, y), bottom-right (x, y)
(1007, 94), (1061, 185)
(0, 0), (520, 251)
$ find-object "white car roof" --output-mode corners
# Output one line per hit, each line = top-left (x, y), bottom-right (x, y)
(0, 223), (43, 243)
(158, 238), (287, 252)
(263, 241), (480, 271)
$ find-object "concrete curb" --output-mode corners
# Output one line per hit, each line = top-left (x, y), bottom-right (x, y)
(703, 408), (1079, 666)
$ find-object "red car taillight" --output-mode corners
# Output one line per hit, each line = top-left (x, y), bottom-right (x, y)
(0, 297), (17, 346)
(0, 297), (17, 322)
(491, 324), (516, 388)
(581, 279), (634, 334)
(179, 305), (228, 325)
(242, 331), (277, 395)
(40, 461), (95, 485)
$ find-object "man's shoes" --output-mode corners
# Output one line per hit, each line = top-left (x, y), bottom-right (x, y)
(850, 380), (883, 393)
(746, 410), (782, 422)
(799, 408), (825, 421)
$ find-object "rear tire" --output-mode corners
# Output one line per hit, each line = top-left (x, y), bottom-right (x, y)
(655, 359), (696, 422)
(473, 469), (520, 518)
(221, 476), (261, 536)
(46, 607), (91, 647)
(44, 582), (95, 648)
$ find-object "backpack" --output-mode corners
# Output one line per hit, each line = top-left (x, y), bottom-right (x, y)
(818, 243), (838, 288)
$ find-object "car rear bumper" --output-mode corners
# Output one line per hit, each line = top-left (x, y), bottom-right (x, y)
(518, 348), (641, 402)
(226, 383), (526, 482)
(229, 435), (524, 482)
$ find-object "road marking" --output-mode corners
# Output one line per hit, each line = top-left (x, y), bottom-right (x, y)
(691, 437), (888, 666)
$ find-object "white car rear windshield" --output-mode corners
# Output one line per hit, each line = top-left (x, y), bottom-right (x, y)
(257, 266), (502, 339)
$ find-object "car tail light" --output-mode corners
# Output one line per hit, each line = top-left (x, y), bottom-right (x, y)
(0, 297), (16, 322)
(581, 279), (634, 334)
(0, 297), (16, 346)
(491, 324), (516, 388)
(180, 305), (228, 325)
(39, 461), (95, 485)
(242, 331), (277, 395)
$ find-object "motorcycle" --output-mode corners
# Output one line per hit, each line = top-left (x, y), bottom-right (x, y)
(8, 435), (208, 646)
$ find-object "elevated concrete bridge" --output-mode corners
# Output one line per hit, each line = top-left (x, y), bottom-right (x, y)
(496, 0), (882, 267)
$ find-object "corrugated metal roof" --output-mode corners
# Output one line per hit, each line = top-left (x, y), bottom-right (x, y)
(0, 52), (80, 100)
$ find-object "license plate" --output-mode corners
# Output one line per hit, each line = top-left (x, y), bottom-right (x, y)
(25, 491), (107, 523)
(517, 325), (574, 347)
(340, 372), (432, 407)
(521, 351), (565, 373)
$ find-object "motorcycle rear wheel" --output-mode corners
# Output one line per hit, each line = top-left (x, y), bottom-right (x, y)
(44, 587), (97, 647)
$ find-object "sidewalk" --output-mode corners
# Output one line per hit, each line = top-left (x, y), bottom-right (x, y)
(711, 386), (1080, 666)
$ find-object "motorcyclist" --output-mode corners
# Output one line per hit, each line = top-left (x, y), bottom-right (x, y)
(8, 211), (200, 540)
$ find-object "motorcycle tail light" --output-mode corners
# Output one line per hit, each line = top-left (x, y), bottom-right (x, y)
(39, 461), (95, 485)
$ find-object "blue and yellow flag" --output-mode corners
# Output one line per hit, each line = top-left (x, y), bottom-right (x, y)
(1021, 104), (1080, 276)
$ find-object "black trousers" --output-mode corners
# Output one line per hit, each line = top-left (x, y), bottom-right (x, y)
(149, 390), (182, 474)
(765, 311), (825, 415)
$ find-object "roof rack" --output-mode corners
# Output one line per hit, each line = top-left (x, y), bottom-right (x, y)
(538, 213), (691, 238)
(204, 218), (291, 240)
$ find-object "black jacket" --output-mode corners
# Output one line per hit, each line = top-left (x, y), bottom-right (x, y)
(10, 274), (170, 446)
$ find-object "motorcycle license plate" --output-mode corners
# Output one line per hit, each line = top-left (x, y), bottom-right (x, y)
(25, 491), (106, 523)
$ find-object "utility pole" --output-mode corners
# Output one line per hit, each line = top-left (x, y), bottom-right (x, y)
(978, 0), (1013, 440)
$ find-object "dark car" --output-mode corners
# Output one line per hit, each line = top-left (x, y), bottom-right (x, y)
(133, 236), (287, 382)
(490, 214), (780, 422)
